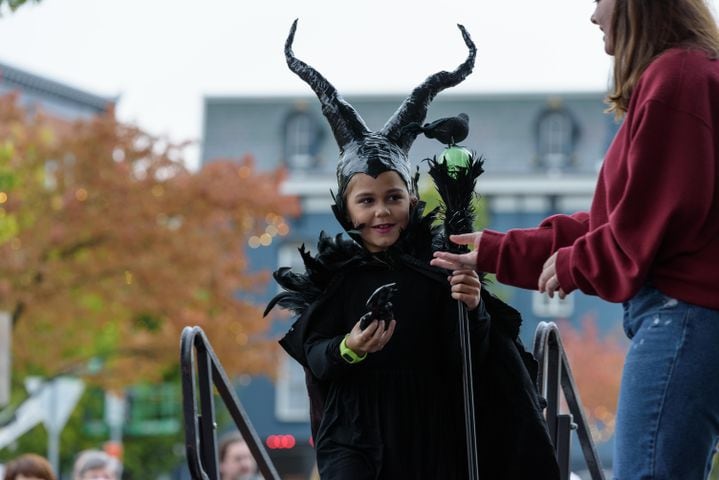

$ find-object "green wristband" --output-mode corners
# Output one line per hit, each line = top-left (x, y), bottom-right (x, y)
(339, 334), (367, 364)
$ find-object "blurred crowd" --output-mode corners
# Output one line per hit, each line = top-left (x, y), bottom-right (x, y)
(0, 431), (264, 480)
(1, 449), (120, 480)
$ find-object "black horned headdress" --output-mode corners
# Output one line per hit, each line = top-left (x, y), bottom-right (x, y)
(285, 19), (476, 224)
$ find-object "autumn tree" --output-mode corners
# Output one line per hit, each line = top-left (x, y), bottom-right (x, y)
(0, 0), (39, 14)
(559, 314), (627, 443)
(0, 93), (300, 389)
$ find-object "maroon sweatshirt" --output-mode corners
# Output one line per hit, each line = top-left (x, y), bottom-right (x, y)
(476, 48), (719, 308)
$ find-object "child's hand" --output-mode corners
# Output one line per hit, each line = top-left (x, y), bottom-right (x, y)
(449, 269), (482, 310)
(345, 318), (397, 355)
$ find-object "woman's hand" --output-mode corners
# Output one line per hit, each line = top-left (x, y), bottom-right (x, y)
(449, 269), (482, 310)
(537, 252), (567, 299)
(345, 318), (397, 355)
(430, 232), (483, 271)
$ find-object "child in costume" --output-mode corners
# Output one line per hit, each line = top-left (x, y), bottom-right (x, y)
(265, 20), (559, 479)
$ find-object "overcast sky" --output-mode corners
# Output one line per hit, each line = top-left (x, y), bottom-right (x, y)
(1, 0), (717, 169)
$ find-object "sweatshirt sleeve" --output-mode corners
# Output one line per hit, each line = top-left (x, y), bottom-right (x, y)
(475, 212), (590, 289)
(556, 100), (716, 301)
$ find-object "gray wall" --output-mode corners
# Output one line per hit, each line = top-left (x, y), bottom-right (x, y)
(202, 91), (616, 175)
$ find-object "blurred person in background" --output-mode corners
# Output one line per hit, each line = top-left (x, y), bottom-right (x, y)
(72, 450), (121, 480)
(3, 453), (56, 480)
(219, 431), (262, 480)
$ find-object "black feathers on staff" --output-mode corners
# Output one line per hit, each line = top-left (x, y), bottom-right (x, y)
(427, 153), (485, 254)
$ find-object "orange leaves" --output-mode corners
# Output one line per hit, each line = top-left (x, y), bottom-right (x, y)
(559, 314), (627, 442)
(0, 94), (299, 387)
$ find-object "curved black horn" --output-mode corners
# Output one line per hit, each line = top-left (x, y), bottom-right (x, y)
(381, 24), (476, 152)
(285, 19), (370, 150)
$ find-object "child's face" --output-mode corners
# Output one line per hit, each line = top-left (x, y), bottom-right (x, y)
(345, 171), (412, 252)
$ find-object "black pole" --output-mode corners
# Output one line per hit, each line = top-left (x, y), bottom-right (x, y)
(427, 149), (484, 480)
(458, 301), (479, 479)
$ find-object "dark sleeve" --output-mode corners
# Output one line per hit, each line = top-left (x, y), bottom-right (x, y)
(305, 335), (353, 381)
(304, 283), (360, 381)
(469, 298), (490, 360)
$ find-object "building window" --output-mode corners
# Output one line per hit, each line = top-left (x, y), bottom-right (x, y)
(532, 291), (575, 318)
(275, 242), (310, 422)
(286, 113), (312, 168)
(533, 98), (581, 173)
(44, 154), (76, 190)
(281, 105), (325, 171)
(44, 159), (59, 190)
(275, 356), (310, 422)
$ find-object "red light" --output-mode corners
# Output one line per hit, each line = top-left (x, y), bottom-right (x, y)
(266, 434), (296, 449)
(281, 435), (296, 449)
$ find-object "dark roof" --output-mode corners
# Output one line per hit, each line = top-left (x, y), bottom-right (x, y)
(0, 60), (115, 113)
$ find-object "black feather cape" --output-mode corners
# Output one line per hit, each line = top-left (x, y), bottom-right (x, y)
(266, 202), (560, 479)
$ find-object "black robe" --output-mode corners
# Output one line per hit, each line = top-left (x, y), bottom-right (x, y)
(266, 206), (560, 479)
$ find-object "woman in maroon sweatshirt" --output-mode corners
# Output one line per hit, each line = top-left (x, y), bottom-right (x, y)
(432, 0), (719, 478)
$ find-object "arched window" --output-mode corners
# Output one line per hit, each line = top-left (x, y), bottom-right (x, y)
(533, 98), (581, 172)
(281, 105), (325, 171)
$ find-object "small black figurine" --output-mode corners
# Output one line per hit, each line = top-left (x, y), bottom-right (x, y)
(359, 282), (398, 330)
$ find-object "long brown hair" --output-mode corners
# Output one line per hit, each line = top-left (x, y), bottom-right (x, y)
(3, 454), (56, 480)
(607, 0), (719, 117)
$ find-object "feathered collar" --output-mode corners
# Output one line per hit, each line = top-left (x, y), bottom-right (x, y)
(264, 200), (443, 318)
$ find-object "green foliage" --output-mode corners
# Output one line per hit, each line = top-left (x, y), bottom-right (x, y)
(0, 212), (18, 245)
(0, 0), (41, 14)
(122, 431), (185, 480)
(0, 141), (18, 244)
(133, 313), (162, 332)
(418, 175), (490, 231)
(479, 273), (515, 303)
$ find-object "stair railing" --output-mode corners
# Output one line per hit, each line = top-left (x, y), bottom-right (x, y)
(533, 321), (606, 480)
(180, 326), (280, 480)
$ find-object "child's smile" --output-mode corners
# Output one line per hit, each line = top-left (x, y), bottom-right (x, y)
(345, 171), (411, 252)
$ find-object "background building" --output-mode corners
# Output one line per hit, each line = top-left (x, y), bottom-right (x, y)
(0, 60), (113, 120)
(202, 90), (623, 476)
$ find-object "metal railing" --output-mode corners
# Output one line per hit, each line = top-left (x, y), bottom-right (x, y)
(533, 321), (606, 480)
(180, 326), (280, 480)
(181, 321), (607, 479)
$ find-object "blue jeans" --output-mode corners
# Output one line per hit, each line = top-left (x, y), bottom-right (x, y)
(613, 285), (719, 480)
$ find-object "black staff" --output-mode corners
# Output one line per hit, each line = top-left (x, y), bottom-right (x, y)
(426, 118), (484, 480)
